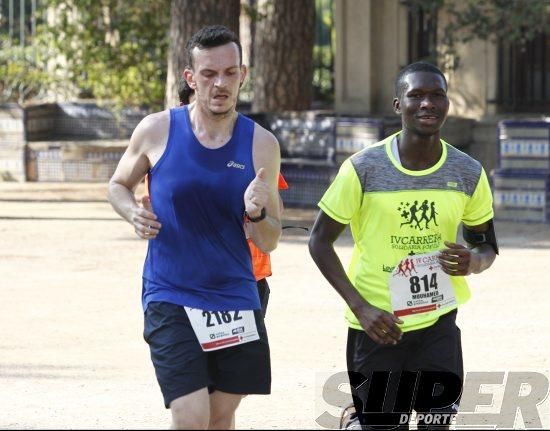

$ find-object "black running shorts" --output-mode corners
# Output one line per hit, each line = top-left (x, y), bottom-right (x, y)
(144, 301), (271, 408)
(347, 309), (463, 429)
(257, 278), (270, 317)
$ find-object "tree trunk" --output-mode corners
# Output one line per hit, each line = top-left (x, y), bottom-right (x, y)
(240, 0), (257, 68)
(252, 0), (315, 112)
(165, 0), (240, 108)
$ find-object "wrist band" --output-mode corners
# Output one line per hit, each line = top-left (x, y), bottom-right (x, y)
(245, 207), (266, 223)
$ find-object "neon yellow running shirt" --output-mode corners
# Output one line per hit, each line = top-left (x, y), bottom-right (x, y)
(319, 132), (494, 332)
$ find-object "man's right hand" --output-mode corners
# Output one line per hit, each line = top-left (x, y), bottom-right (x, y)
(309, 211), (404, 346)
(132, 196), (161, 239)
(354, 303), (404, 345)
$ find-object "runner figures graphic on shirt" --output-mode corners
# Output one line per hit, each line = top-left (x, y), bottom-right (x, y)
(428, 201), (438, 227)
(418, 200), (430, 228)
(396, 259), (407, 276)
(407, 258), (416, 275)
(396, 258), (417, 277)
(398, 200), (438, 230)
(394, 257), (418, 277)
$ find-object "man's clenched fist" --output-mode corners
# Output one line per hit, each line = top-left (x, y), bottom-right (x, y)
(244, 167), (269, 218)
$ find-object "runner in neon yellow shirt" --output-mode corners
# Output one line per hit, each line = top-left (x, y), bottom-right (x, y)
(309, 62), (498, 430)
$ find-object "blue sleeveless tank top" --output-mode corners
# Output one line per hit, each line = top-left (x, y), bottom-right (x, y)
(142, 106), (259, 312)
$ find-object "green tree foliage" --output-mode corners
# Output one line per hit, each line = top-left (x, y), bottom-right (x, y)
(42, 0), (170, 109)
(312, 0), (335, 104)
(0, 37), (58, 104)
(409, 0), (549, 70)
(445, 0), (548, 44)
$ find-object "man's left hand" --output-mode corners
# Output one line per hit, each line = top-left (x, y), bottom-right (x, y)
(438, 241), (479, 276)
(244, 167), (269, 218)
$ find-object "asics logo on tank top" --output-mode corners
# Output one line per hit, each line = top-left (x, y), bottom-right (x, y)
(227, 160), (245, 169)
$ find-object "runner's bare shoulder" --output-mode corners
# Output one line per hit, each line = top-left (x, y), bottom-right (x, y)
(130, 110), (170, 156)
(252, 123), (280, 168)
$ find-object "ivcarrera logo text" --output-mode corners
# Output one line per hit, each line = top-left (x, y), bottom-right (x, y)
(390, 233), (442, 251)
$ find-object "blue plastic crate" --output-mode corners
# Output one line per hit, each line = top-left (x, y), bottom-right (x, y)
(335, 117), (383, 155)
(492, 168), (550, 223)
(497, 120), (550, 170)
(269, 114), (336, 160)
(280, 162), (338, 207)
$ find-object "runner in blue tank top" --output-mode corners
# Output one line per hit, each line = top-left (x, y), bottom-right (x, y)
(108, 25), (281, 429)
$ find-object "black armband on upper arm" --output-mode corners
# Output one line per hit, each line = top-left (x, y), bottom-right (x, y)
(463, 219), (499, 255)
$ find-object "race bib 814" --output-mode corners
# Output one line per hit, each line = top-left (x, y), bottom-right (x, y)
(389, 251), (457, 318)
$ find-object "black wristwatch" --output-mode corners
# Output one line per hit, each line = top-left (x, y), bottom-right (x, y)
(245, 207), (266, 223)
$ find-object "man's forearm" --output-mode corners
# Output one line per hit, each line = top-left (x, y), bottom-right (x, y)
(108, 181), (139, 224)
(308, 239), (367, 313)
(249, 216), (281, 253)
(469, 244), (497, 274)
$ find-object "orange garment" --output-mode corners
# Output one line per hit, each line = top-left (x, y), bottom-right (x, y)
(248, 239), (272, 281)
(277, 173), (288, 190)
(249, 173), (288, 281)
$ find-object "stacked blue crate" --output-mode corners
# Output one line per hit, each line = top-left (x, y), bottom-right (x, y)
(24, 103), (144, 182)
(334, 118), (384, 164)
(275, 116), (384, 207)
(273, 114), (338, 207)
(492, 120), (550, 223)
